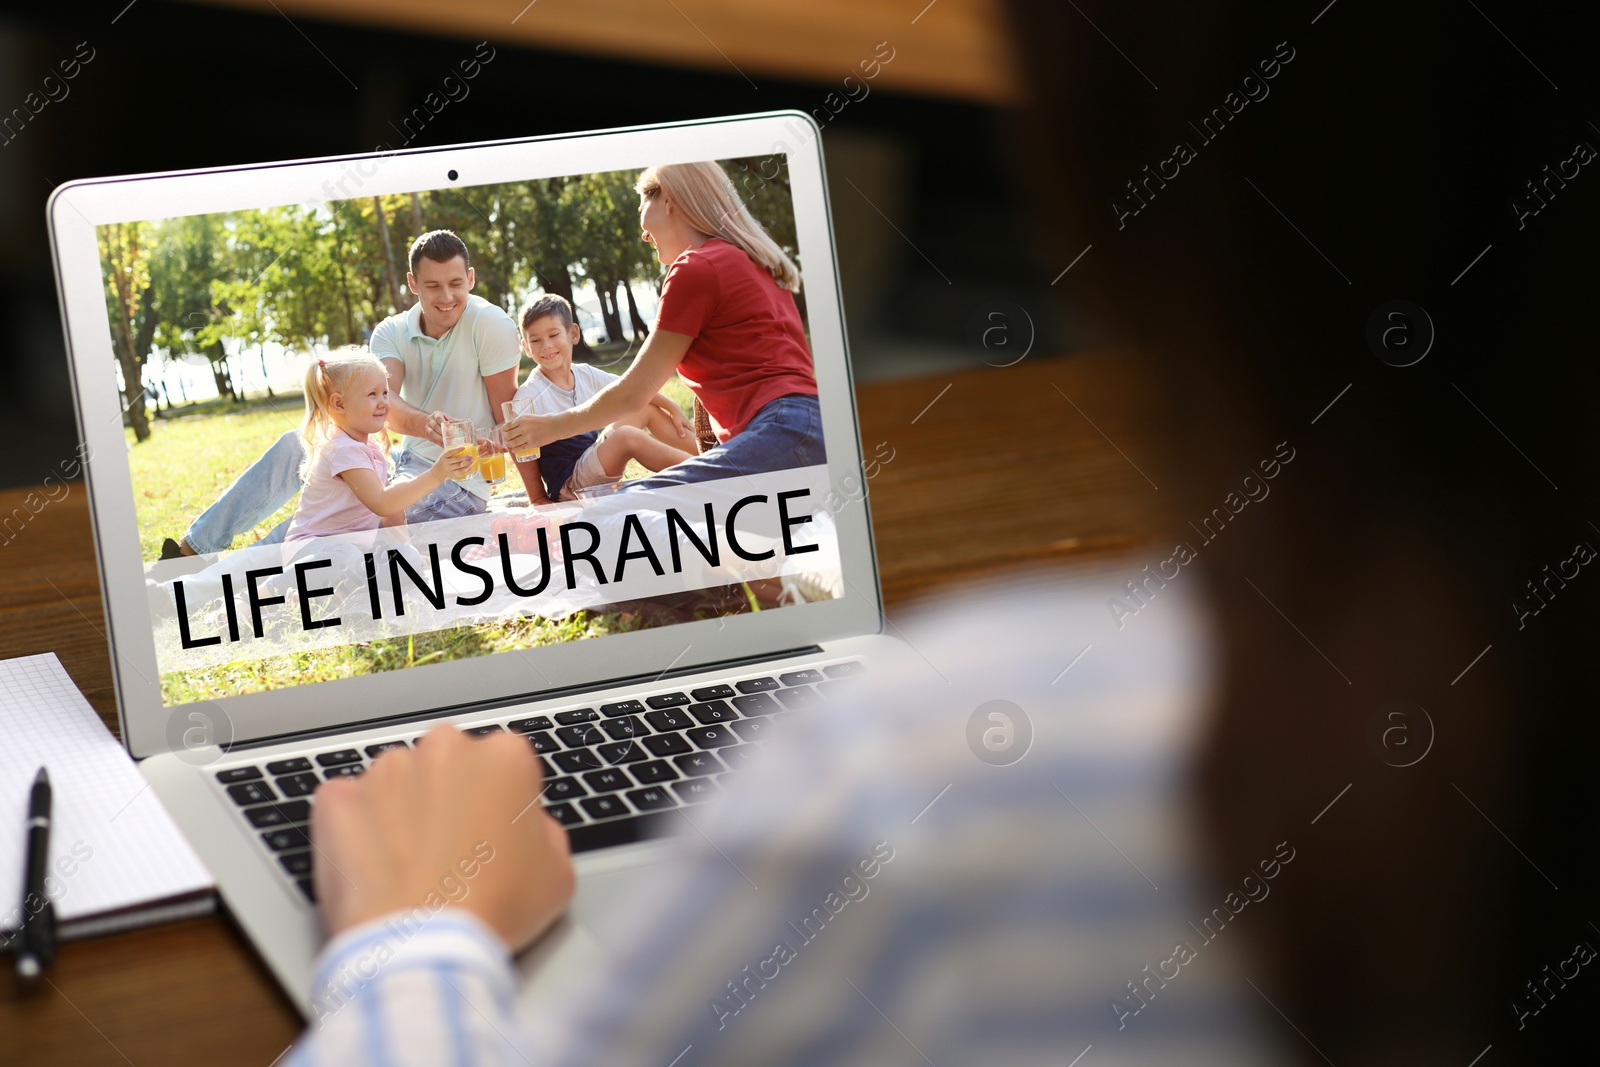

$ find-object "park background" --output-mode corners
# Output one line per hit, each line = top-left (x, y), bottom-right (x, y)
(96, 155), (806, 702)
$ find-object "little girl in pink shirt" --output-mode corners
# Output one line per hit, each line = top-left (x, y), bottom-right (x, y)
(284, 347), (471, 542)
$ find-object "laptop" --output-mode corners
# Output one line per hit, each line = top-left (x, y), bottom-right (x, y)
(45, 111), (899, 1018)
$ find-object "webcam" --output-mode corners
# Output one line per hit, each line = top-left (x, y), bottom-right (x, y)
(447, 169), (459, 181)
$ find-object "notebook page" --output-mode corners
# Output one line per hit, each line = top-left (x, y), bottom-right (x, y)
(0, 653), (213, 934)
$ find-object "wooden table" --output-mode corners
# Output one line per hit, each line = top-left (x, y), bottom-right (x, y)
(1, 353), (1161, 1065)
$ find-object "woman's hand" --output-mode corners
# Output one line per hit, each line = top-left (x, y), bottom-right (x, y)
(311, 723), (576, 951)
(503, 413), (562, 455)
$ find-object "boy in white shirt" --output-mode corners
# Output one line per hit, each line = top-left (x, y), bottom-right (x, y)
(509, 294), (695, 504)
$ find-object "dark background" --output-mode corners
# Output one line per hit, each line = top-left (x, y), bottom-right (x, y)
(0, 0), (1060, 488)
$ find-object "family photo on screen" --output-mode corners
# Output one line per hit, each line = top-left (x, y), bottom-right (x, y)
(98, 157), (840, 703)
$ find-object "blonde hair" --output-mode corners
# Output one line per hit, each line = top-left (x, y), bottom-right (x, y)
(636, 162), (802, 292)
(299, 346), (390, 481)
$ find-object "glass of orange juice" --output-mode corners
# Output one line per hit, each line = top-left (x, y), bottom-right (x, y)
(441, 420), (478, 482)
(478, 427), (508, 486)
(501, 398), (541, 461)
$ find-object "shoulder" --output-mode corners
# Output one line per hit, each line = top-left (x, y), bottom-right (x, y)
(576, 363), (615, 388)
(467, 296), (517, 335)
(372, 305), (415, 340)
(321, 433), (376, 472)
(662, 243), (725, 299)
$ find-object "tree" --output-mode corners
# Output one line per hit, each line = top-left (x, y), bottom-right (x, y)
(98, 221), (153, 440)
(373, 194), (404, 315)
(144, 214), (245, 402)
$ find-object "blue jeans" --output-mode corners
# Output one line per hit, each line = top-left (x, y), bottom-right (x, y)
(626, 394), (825, 490)
(182, 431), (484, 553)
(391, 448), (487, 524)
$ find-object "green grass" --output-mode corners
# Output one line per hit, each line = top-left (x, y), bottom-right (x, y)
(127, 397), (307, 561)
(156, 588), (757, 704)
(159, 610), (617, 704)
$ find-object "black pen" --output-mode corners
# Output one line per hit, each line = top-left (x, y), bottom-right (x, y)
(15, 766), (55, 983)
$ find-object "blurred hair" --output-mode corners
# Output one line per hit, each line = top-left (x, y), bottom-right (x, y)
(299, 346), (390, 480)
(408, 229), (470, 275)
(636, 162), (802, 291)
(1005, 0), (1600, 1060)
(519, 292), (575, 332)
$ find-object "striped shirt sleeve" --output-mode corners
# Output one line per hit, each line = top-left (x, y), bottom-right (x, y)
(287, 908), (529, 1066)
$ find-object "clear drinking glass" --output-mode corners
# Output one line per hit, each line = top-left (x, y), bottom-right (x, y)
(440, 420), (478, 482)
(478, 426), (508, 486)
(501, 398), (541, 460)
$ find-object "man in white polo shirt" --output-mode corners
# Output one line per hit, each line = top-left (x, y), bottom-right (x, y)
(160, 231), (521, 557)
(371, 231), (520, 523)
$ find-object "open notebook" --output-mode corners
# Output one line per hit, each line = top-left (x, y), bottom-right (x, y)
(0, 654), (214, 944)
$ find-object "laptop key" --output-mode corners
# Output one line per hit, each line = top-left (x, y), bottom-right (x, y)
(541, 777), (586, 801)
(296, 878), (317, 903)
(631, 759), (679, 784)
(646, 692), (690, 709)
(265, 757), (313, 775)
(627, 786), (677, 811)
(732, 693), (780, 717)
(686, 725), (738, 749)
(278, 850), (314, 876)
(276, 772), (320, 798)
(672, 778), (720, 805)
(465, 724), (503, 737)
(775, 685), (819, 709)
(245, 800), (310, 828)
(316, 749), (362, 767)
(324, 764), (364, 780)
(525, 731), (560, 754)
(673, 751), (726, 777)
(688, 700), (739, 725)
(579, 795), (628, 820)
(509, 715), (557, 732)
(644, 708), (693, 732)
(601, 715), (647, 740)
(598, 740), (648, 764)
(365, 741), (408, 758)
(556, 724), (605, 748)
(544, 802), (584, 826)
(226, 781), (277, 806)
(552, 709), (598, 726)
(599, 699), (645, 718)
(690, 684), (736, 701)
(729, 718), (771, 743)
(582, 768), (633, 794)
(552, 749), (603, 774)
(216, 766), (262, 784)
(825, 661), (865, 678)
(642, 733), (693, 757)
(779, 669), (825, 686)
(721, 744), (764, 770)
(262, 826), (310, 851)
(735, 677), (780, 693)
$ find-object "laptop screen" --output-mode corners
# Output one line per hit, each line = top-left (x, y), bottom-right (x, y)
(93, 154), (845, 709)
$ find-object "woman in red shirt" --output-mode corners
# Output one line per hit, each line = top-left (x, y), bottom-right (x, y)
(502, 161), (824, 485)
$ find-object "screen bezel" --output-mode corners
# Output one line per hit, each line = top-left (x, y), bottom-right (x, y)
(48, 111), (883, 759)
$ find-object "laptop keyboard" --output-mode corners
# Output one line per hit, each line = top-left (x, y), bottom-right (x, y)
(213, 661), (866, 905)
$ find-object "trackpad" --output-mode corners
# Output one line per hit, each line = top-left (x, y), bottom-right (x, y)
(513, 842), (690, 1022)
